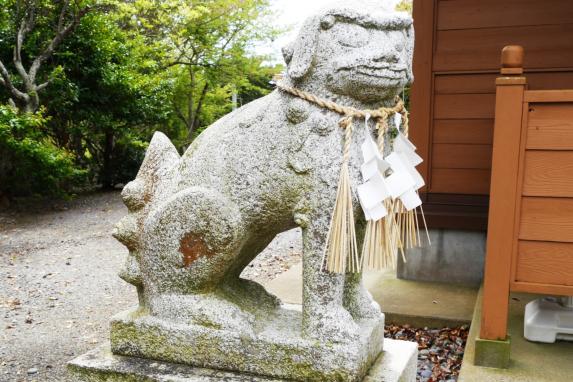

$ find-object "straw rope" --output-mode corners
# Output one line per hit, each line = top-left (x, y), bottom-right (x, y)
(277, 82), (405, 121)
(277, 82), (427, 273)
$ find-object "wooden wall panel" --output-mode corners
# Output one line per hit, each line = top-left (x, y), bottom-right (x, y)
(434, 72), (573, 95)
(432, 144), (492, 169)
(434, 74), (496, 94)
(433, 119), (493, 145)
(434, 94), (495, 119)
(438, 0), (573, 31)
(431, 169), (491, 194)
(527, 103), (573, 149)
(523, 151), (573, 197)
(527, 73), (573, 91)
(434, 24), (573, 72)
(411, 0), (573, 227)
(519, 197), (573, 243)
(516, 240), (573, 286)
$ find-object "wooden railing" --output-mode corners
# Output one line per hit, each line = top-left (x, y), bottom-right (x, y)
(480, 45), (573, 348)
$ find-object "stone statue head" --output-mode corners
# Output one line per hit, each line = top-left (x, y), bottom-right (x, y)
(282, 0), (413, 103)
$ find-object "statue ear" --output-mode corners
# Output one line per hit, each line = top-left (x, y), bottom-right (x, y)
(404, 24), (415, 84)
(284, 16), (320, 80)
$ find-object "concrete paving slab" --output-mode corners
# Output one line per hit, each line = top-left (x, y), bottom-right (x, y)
(262, 263), (478, 328)
(459, 289), (573, 382)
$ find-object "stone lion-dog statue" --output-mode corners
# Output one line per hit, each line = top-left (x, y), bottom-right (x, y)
(111, 1), (413, 380)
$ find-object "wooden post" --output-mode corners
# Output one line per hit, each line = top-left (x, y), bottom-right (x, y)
(475, 46), (527, 368)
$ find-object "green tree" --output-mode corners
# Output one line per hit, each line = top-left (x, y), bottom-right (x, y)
(119, 0), (278, 140)
(0, 0), (107, 113)
(0, 105), (85, 197)
(0, 0), (280, 196)
(42, 10), (174, 188)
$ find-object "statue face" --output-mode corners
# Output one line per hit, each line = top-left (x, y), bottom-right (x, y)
(318, 16), (413, 102)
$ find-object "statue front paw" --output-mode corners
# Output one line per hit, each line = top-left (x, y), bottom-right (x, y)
(345, 288), (384, 320)
(303, 305), (360, 343)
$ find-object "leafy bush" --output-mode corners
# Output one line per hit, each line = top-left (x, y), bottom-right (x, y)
(0, 105), (86, 198)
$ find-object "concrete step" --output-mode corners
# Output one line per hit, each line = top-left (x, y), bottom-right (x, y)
(459, 288), (573, 382)
(261, 263), (478, 328)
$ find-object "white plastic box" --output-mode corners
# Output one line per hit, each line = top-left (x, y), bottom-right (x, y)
(524, 296), (573, 343)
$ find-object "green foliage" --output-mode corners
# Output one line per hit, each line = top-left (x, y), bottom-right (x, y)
(0, 105), (86, 197)
(395, 0), (413, 14)
(118, 0), (280, 142)
(0, 0), (281, 195)
(43, 11), (174, 187)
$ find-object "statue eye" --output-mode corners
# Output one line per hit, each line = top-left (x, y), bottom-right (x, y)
(335, 23), (370, 48)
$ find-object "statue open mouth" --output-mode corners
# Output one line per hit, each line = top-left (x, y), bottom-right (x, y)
(337, 64), (407, 80)
(354, 65), (407, 79)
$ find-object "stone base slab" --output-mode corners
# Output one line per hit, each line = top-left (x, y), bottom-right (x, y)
(68, 339), (418, 382)
(108, 306), (385, 381)
(474, 336), (511, 369)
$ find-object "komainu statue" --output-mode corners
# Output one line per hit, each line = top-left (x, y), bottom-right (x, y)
(107, 1), (415, 381)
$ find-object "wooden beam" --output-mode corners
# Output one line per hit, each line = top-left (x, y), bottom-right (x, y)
(524, 89), (573, 102)
(409, 0), (436, 192)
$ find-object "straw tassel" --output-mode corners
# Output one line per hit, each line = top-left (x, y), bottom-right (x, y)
(361, 116), (403, 270)
(396, 108), (431, 249)
(322, 116), (360, 273)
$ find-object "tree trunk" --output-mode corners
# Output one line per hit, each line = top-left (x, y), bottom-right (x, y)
(191, 83), (209, 132)
(187, 68), (195, 138)
(100, 131), (115, 189)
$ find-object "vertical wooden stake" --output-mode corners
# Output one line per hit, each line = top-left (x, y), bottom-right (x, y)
(480, 45), (527, 341)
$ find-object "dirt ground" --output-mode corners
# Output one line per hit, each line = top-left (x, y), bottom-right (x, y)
(0, 191), (302, 382)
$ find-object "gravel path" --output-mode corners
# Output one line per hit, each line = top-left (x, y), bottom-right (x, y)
(0, 192), (136, 382)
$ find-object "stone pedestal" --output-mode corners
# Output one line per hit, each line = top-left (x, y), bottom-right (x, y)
(105, 305), (385, 381)
(68, 338), (418, 382)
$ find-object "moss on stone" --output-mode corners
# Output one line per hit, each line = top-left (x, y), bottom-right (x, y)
(474, 336), (511, 369)
(108, 308), (381, 381)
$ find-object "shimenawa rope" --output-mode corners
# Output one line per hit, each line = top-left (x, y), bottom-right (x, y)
(277, 82), (427, 273)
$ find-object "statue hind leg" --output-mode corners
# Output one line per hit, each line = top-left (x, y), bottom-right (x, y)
(139, 187), (257, 334)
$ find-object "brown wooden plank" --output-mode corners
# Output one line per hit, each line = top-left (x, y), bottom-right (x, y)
(519, 197), (573, 243)
(511, 281), (573, 296)
(421, 202), (488, 230)
(432, 144), (492, 169)
(423, 193), (489, 207)
(515, 240), (573, 286)
(434, 74), (497, 94)
(430, 168), (491, 194)
(527, 103), (573, 149)
(437, 0), (573, 31)
(525, 90), (573, 102)
(434, 72), (573, 95)
(434, 24), (573, 72)
(523, 151), (573, 197)
(528, 72), (573, 91)
(433, 119), (493, 144)
(409, 0), (436, 193)
(434, 94), (495, 119)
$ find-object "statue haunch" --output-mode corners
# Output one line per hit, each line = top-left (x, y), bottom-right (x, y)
(114, 1), (413, 343)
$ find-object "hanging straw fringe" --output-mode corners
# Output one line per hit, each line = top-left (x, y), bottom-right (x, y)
(362, 116), (400, 270)
(322, 117), (360, 273)
(395, 109), (431, 250)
